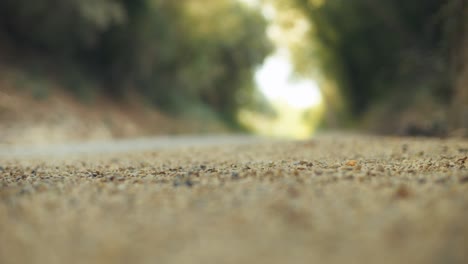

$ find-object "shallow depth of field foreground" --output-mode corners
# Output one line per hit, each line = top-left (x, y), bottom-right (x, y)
(1, 135), (467, 264)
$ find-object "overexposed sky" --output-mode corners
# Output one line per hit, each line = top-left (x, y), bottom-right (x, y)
(255, 53), (322, 109)
(238, 0), (322, 110)
(237, 0), (323, 138)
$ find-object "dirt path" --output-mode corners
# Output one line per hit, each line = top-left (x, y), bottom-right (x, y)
(1, 135), (468, 264)
(0, 135), (266, 158)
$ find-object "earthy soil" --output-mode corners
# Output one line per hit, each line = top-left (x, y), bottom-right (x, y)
(1, 135), (468, 264)
(0, 76), (227, 146)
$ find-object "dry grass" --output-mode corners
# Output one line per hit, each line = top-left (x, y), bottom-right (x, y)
(1, 135), (468, 264)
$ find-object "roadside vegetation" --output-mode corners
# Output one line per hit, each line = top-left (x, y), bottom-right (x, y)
(266, 0), (467, 136)
(0, 0), (272, 128)
(0, 0), (466, 137)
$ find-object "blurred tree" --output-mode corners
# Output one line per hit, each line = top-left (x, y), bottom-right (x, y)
(267, 0), (466, 134)
(0, 0), (272, 127)
(444, 0), (468, 133)
(0, 0), (127, 53)
(293, 0), (448, 113)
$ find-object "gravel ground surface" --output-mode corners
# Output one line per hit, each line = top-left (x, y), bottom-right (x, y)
(1, 135), (468, 264)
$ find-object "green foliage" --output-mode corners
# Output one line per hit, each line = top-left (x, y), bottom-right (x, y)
(270, 0), (463, 120)
(0, 0), (127, 53)
(0, 0), (272, 125)
(61, 68), (97, 103)
(30, 80), (50, 101)
(10, 66), (51, 100)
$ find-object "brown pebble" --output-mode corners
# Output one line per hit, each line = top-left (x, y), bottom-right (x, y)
(295, 161), (313, 167)
(376, 165), (385, 172)
(456, 157), (467, 164)
(394, 185), (412, 199)
(459, 176), (468, 184)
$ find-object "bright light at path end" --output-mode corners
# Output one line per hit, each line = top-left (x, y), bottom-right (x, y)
(255, 54), (322, 110)
(237, 0), (258, 7)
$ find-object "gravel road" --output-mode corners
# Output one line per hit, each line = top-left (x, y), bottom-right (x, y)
(1, 135), (467, 264)
(0, 135), (267, 158)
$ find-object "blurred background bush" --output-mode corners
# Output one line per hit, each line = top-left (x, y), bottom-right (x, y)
(0, 0), (272, 128)
(268, 0), (467, 136)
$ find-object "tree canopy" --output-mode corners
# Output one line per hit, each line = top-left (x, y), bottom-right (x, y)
(267, 0), (467, 133)
(0, 0), (272, 125)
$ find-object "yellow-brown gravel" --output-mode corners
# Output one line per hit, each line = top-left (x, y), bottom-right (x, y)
(1, 135), (468, 264)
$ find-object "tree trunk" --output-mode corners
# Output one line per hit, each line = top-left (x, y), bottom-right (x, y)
(450, 1), (468, 136)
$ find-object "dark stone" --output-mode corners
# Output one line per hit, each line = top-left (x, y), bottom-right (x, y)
(185, 179), (194, 187)
(231, 172), (240, 180)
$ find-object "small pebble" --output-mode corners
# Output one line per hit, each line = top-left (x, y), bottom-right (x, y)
(394, 185), (412, 199)
(231, 172), (240, 180)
